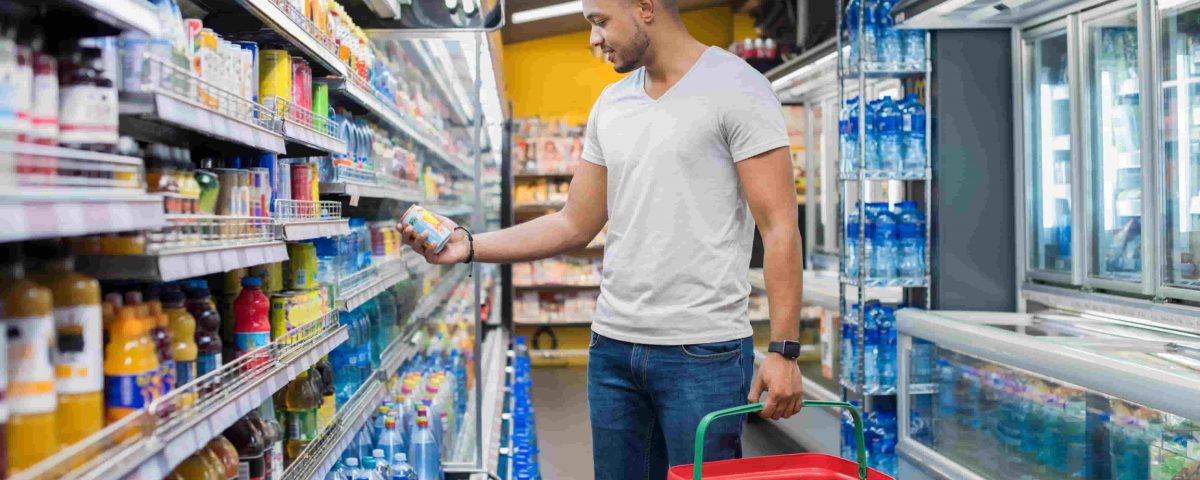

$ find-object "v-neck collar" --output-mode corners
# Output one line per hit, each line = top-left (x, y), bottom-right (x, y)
(639, 46), (716, 103)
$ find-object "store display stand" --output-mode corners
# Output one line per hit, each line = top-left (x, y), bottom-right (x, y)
(836, 0), (933, 471)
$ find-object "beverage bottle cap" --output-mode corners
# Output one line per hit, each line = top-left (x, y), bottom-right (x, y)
(416, 417), (429, 427)
(385, 418), (396, 428)
(241, 275), (262, 287)
(345, 458), (359, 467)
(373, 448), (385, 458)
(394, 453), (406, 462)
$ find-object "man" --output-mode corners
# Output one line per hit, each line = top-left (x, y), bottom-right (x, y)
(399, 0), (804, 476)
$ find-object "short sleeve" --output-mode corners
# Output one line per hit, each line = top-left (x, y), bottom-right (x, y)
(723, 78), (791, 162)
(581, 95), (606, 166)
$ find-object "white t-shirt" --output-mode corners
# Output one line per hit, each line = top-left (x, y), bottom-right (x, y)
(582, 46), (790, 345)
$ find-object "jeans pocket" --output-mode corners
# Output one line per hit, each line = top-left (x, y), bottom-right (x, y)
(679, 339), (743, 360)
(589, 331), (600, 348)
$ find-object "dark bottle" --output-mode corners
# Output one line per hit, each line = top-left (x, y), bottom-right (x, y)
(222, 417), (265, 480)
(184, 280), (223, 377)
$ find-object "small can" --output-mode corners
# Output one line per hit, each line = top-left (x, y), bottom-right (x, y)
(290, 162), (311, 216)
(286, 242), (316, 290)
(259, 49), (292, 116)
(270, 292), (297, 340)
(312, 82), (329, 133)
(401, 205), (453, 254)
(251, 168), (270, 217)
(213, 168), (240, 216)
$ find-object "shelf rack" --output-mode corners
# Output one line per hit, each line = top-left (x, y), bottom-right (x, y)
(836, 0), (934, 411)
(334, 259), (411, 312)
(76, 241), (289, 282)
(12, 311), (347, 480)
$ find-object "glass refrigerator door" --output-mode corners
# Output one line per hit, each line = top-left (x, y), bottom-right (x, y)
(1028, 31), (1075, 276)
(1088, 9), (1144, 284)
(1161, 3), (1200, 291)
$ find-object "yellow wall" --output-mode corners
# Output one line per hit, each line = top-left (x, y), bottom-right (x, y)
(732, 12), (756, 44)
(504, 6), (737, 125)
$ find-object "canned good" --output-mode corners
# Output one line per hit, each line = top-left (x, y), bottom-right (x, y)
(252, 261), (283, 295)
(290, 162), (311, 216)
(291, 57), (312, 126)
(213, 168), (239, 216)
(401, 205), (453, 254)
(270, 292), (297, 340)
(286, 242), (317, 290)
(259, 49), (291, 116)
(251, 168), (270, 218)
(312, 82), (329, 133)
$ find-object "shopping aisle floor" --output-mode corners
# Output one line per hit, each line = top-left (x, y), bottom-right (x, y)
(532, 367), (804, 479)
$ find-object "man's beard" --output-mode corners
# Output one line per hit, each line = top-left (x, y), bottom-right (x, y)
(613, 26), (650, 74)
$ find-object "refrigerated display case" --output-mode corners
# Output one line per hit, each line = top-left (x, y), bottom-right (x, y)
(1025, 26), (1076, 280)
(896, 308), (1200, 480)
(1161, 0), (1200, 294)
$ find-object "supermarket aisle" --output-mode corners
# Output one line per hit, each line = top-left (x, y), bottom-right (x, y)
(532, 367), (802, 479)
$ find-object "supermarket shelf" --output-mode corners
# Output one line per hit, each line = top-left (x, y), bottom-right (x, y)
(76, 241), (289, 282)
(0, 186), (165, 243)
(513, 201), (565, 214)
(428, 203), (475, 217)
(120, 91), (287, 154)
(839, 169), (931, 181)
(335, 260), (410, 311)
(514, 319), (592, 327)
(68, 0), (162, 37)
(275, 219), (351, 241)
(284, 376), (387, 480)
(841, 63), (931, 78)
(513, 284), (600, 292)
(280, 119), (349, 157)
(319, 181), (424, 203)
(16, 314), (348, 480)
(803, 269), (843, 310)
(514, 171), (573, 179)
(235, 0), (345, 75)
(481, 329), (508, 475)
(408, 264), (469, 322)
(529, 348), (588, 359)
(841, 275), (930, 288)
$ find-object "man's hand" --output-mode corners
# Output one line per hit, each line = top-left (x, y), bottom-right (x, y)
(748, 352), (804, 420)
(398, 212), (470, 265)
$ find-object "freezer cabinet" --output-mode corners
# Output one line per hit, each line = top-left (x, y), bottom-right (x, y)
(895, 309), (1200, 480)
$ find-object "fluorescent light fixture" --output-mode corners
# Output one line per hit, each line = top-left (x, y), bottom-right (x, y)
(770, 50), (837, 90)
(512, 0), (582, 24)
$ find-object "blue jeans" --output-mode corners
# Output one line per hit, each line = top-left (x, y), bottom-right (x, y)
(587, 333), (755, 480)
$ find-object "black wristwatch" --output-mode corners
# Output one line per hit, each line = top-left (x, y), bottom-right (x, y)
(768, 340), (802, 360)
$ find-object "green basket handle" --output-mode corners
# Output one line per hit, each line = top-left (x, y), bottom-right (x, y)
(691, 400), (868, 480)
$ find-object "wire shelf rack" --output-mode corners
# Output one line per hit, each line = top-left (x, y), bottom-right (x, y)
(0, 143), (147, 190)
(149, 214), (275, 252)
(136, 54), (280, 135)
(273, 199), (342, 222)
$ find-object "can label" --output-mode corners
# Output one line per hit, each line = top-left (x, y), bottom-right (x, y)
(52, 304), (103, 394)
(401, 205), (453, 254)
(7, 315), (57, 414)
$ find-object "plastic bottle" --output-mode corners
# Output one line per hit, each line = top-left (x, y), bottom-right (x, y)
(879, 306), (897, 393)
(372, 448), (391, 479)
(877, 0), (900, 69)
(25, 242), (103, 446)
(903, 28), (926, 69)
(845, 0), (860, 67)
(840, 305), (858, 386)
(284, 369), (321, 463)
(354, 305), (372, 379)
(223, 417), (265, 480)
(391, 453), (417, 480)
(144, 284), (176, 399)
(862, 0), (879, 66)
(846, 208), (860, 279)
(163, 285), (198, 395)
(175, 451), (223, 480)
(233, 276), (271, 364)
(897, 201), (926, 280)
(105, 304), (159, 425)
(900, 94), (926, 176)
(864, 99), (883, 172)
(206, 435), (241, 480)
(185, 280), (223, 377)
(877, 96), (901, 174)
(257, 400), (284, 480)
(376, 416), (406, 466)
(870, 203), (898, 280)
(407, 417), (442, 480)
(1, 247), (58, 471)
(315, 356), (337, 430)
(862, 302), (881, 393)
(372, 406), (391, 444)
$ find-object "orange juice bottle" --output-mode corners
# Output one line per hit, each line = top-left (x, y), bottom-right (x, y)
(2, 245), (59, 472)
(206, 435), (239, 480)
(142, 285), (176, 399)
(174, 451), (221, 480)
(104, 305), (159, 424)
(25, 241), (104, 447)
(162, 285), (197, 401)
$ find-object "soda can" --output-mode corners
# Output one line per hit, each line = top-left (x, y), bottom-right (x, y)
(290, 162), (311, 217)
(285, 243), (316, 290)
(401, 205), (453, 254)
(312, 82), (329, 133)
(270, 292), (297, 340)
(290, 56), (311, 125)
(213, 168), (239, 217)
(251, 167), (270, 218)
(259, 50), (292, 117)
(233, 41), (259, 118)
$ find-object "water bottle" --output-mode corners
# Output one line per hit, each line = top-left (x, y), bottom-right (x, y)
(377, 416), (407, 463)
(846, 97), (860, 175)
(373, 449), (391, 479)
(863, 0), (879, 67)
(839, 99), (850, 175)
(408, 417), (443, 480)
(345, 458), (368, 480)
(879, 306), (896, 393)
(862, 302), (881, 393)
(877, 0), (901, 69)
(897, 201), (926, 280)
(840, 305), (859, 385)
(911, 340), (933, 384)
(878, 96), (902, 174)
(870, 203), (898, 280)
(872, 410), (898, 476)
(845, 0), (861, 67)
(864, 99), (883, 172)
(900, 94), (926, 176)
(391, 453), (418, 480)
(903, 29), (926, 69)
(846, 209), (861, 278)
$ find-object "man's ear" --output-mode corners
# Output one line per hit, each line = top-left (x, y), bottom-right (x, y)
(635, 0), (655, 23)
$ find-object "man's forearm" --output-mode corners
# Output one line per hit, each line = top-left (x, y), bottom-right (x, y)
(473, 212), (593, 263)
(762, 227), (803, 342)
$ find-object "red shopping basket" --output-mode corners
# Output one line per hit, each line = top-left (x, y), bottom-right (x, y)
(667, 400), (895, 480)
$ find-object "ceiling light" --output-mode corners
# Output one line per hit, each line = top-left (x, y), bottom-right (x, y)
(512, 0), (582, 24)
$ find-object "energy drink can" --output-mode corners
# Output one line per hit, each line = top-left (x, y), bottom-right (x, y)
(312, 82), (329, 133)
(270, 292), (297, 340)
(259, 49), (291, 117)
(286, 243), (316, 290)
(401, 205), (453, 254)
(290, 162), (311, 216)
(251, 167), (270, 217)
(291, 57), (312, 125)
